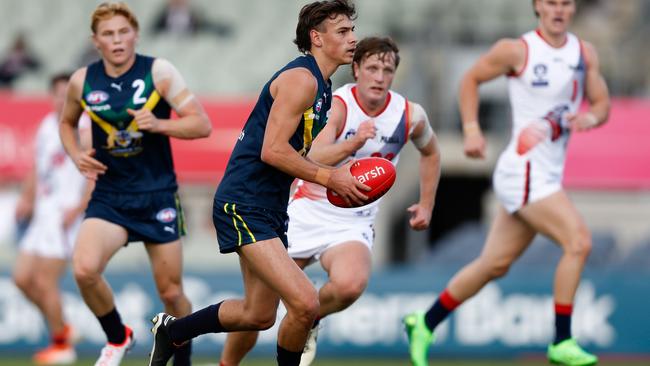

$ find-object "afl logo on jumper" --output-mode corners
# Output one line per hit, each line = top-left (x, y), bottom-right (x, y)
(86, 90), (109, 104)
(156, 208), (177, 223)
(532, 64), (549, 87)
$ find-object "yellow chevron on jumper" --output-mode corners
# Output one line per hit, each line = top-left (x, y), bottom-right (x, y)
(299, 107), (315, 157)
(82, 90), (162, 148)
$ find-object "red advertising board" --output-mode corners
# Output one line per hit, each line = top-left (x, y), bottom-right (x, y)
(0, 93), (254, 183)
(0, 93), (50, 181)
(0, 94), (648, 189)
(169, 98), (254, 183)
(564, 99), (650, 189)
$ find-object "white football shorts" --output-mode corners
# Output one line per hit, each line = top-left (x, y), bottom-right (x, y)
(19, 214), (82, 260)
(287, 198), (375, 261)
(493, 153), (562, 213)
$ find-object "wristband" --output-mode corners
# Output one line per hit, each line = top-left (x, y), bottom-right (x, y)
(463, 120), (481, 136)
(585, 112), (598, 128)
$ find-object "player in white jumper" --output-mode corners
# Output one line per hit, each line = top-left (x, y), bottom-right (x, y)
(404, 1), (610, 366)
(13, 73), (93, 365)
(220, 37), (441, 366)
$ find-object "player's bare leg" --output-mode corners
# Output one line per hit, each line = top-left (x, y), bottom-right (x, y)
(14, 253), (76, 364)
(14, 253), (68, 320)
(219, 252), (313, 366)
(157, 238), (319, 366)
(220, 242), (371, 365)
(518, 190), (596, 364)
(318, 242), (371, 316)
(147, 241), (192, 318)
(32, 257), (68, 334)
(296, 241), (371, 365)
(13, 252), (40, 309)
(147, 240), (193, 365)
(405, 206), (535, 366)
(219, 253), (285, 366)
(518, 190), (592, 304)
(73, 218), (135, 365)
(72, 218), (127, 316)
(235, 239), (319, 355)
(221, 239), (319, 365)
(220, 331), (259, 366)
(446, 206), (536, 300)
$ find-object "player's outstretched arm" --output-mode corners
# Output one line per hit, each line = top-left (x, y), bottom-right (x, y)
(407, 102), (441, 231)
(262, 68), (368, 206)
(128, 59), (211, 139)
(59, 68), (107, 180)
(459, 38), (525, 159)
(308, 97), (375, 165)
(567, 42), (610, 132)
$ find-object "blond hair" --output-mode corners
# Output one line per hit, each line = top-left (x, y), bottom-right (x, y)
(91, 2), (139, 33)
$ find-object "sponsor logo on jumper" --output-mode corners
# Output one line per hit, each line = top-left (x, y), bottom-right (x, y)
(110, 82), (123, 92)
(532, 63), (549, 87)
(381, 136), (400, 144)
(86, 90), (109, 104)
(89, 104), (111, 112)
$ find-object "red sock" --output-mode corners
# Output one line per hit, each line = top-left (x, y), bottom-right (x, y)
(439, 289), (461, 311)
(423, 289), (462, 332)
(555, 303), (573, 316)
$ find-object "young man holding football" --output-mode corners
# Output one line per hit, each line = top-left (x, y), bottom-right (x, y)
(148, 2), (367, 366)
(220, 36), (441, 366)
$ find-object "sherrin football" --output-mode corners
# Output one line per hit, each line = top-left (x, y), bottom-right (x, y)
(327, 157), (396, 208)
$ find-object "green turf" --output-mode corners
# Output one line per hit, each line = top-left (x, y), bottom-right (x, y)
(0, 359), (647, 366)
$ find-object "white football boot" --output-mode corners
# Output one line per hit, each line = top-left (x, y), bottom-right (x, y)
(94, 326), (135, 366)
(299, 324), (320, 366)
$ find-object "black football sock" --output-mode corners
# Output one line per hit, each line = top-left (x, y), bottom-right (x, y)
(169, 302), (225, 344)
(554, 303), (573, 344)
(97, 307), (126, 344)
(173, 339), (192, 366)
(424, 289), (461, 332)
(277, 344), (302, 366)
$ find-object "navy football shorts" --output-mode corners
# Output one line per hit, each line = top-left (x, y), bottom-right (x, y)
(213, 198), (289, 254)
(86, 189), (186, 244)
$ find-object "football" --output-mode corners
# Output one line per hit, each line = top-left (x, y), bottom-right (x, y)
(327, 157), (397, 208)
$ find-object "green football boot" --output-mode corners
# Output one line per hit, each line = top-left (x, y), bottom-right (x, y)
(547, 338), (598, 366)
(403, 312), (435, 366)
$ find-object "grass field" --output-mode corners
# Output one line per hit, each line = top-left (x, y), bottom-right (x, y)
(0, 358), (647, 366)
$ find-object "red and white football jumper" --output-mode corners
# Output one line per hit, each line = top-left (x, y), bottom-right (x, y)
(289, 83), (412, 260)
(494, 30), (587, 213)
(20, 113), (88, 259)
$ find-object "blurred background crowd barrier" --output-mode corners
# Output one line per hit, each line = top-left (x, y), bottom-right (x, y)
(0, 0), (648, 359)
